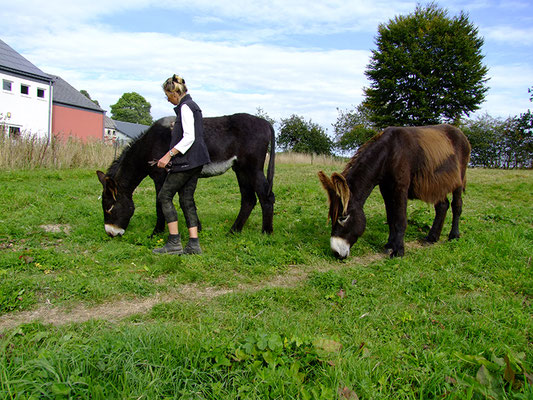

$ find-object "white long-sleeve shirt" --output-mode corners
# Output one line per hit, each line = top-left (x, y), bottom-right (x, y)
(172, 103), (195, 154)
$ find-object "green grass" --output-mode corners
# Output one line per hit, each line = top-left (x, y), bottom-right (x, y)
(0, 165), (532, 399)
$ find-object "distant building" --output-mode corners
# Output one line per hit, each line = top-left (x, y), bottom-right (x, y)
(114, 120), (149, 142)
(104, 116), (149, 144)
(0, 38), (106, 141)
(104, 116), (118, 143)
(0, 38), (53, 139)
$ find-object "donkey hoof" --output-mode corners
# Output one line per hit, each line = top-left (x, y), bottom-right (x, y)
(389, 248), (404, 258)
(422, 236), (438, 245)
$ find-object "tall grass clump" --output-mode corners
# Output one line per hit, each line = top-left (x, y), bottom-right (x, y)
(276, 151), (346, 166)
(0, 132), (118, 170)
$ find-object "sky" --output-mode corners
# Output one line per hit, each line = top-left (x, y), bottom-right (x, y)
(2, 0), (532, 133)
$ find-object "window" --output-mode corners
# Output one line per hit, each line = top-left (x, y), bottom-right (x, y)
(9, 126), (21, 139)
(2, 80), (12, 91)
(21, 84), (29, 95)
(37, 88), (45, 98)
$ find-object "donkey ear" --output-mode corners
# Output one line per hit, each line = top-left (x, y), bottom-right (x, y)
(96, 171), (118, 199)
(318, 170), (342, 223)
(107, 177), (118, 196)
(318, 171), (339, 223)
(318, 170), (333, 190)
(96, 170), (106, 186)
(331, 172), (350, 214)
(318, 171), (336, 201)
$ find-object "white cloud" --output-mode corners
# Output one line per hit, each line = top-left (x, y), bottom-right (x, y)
(476, 64), (533, 118)
(5, 23), (370, 129)
(483, 26), (533, 46)
(158, 0), (414, 29)
(5, 0), (414, 41)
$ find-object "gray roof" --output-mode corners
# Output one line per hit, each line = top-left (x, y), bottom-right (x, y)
(0, 39), (51, 82)
(114, 120), (149, 139)
(104, 115), (117, 129)
(50, 75), (104, 113)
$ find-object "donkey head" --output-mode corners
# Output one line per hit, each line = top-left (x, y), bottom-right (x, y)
(97, 171), (135, 237)
(318, 171), (366, 259)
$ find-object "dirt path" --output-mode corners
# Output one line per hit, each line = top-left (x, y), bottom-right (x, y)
(0, 243), (421, 331)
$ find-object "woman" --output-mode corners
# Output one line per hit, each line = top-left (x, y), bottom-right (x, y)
(153, 74), (210, 255)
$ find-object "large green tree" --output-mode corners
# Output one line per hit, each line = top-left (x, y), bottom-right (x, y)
(277, 115), (332, 155)
(110, 92), (153, 125)
(333, 104), (378, 153)
(363, 3), (489, 128)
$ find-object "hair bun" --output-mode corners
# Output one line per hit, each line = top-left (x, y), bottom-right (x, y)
(163, 74), (187, 94)
(172, 74), (185, 85)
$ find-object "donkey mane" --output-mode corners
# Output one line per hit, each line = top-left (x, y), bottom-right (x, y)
(106, 125), (157, 178)
(341, 131), (384, 176)
(107, 142), (135, 178)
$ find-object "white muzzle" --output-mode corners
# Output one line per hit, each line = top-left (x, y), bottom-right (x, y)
(105, 224), (125, 237)
(331, 236), (350, 259)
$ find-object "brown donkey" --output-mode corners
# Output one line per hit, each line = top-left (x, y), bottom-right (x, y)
(318, 124), (471, 259)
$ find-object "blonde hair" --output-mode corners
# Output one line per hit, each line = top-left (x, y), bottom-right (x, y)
(162, 74), (188, 95)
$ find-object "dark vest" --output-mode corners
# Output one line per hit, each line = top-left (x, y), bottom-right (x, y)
(169, 94), (211, 172)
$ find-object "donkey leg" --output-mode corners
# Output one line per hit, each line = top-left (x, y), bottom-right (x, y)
(379, 183), (395, 250)
(251, 170), (274, 234)
(448, 187), (463, 240)
(388, 190), (409, 257)
(425, 198), (449, 243)
(230, 168), (257, 233)
(152, 175), (167, 236)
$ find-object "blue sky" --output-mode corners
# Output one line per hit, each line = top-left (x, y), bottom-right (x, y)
(3, 0), (532, 132)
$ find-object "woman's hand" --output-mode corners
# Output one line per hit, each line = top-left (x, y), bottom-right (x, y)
(157, 152), (172, 168)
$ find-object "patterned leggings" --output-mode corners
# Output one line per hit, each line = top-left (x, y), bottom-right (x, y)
(158, 166), (202, 228)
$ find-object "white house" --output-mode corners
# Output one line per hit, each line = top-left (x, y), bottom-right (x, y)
(0, 39), (53, 139)
(104, 115), (149, 144)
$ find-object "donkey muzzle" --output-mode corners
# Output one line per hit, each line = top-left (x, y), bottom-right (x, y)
(331, 236), (350, 259)
(105, 224), (125, 237)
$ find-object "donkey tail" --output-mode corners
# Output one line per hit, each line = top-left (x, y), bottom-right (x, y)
(266, 123), (276, 200)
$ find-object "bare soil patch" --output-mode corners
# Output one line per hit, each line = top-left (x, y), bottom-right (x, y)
(0, 241), (424, 331)
(40, 224), (71, 234)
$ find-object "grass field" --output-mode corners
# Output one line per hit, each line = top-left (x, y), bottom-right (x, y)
(0, 162), (532, 399)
